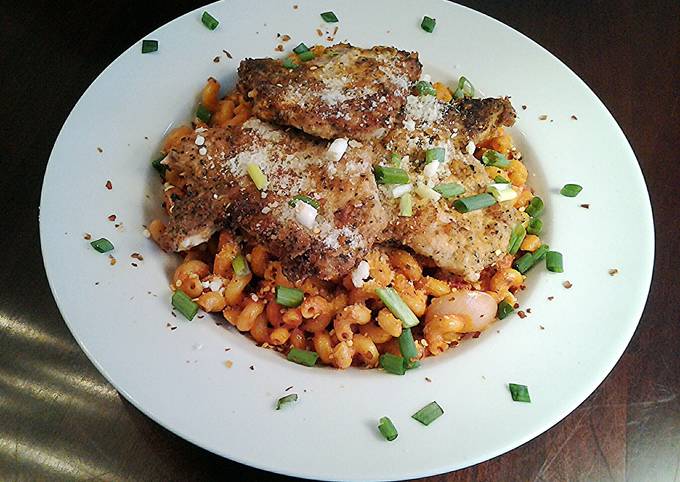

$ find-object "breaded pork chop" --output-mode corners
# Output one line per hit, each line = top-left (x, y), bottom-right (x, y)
(381, 95), (522, 281)
(238, 44), (421, 141)
(159, 119), (388, 281)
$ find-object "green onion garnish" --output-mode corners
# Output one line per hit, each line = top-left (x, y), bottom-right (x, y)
(526, 218), (543, 235)
(398, 328), (418, 361)
(390, 152), (402, 167)
(513, 252), (535, 274)
(275, 286), (304, 308)
(524, 196), (544, 217)
(379, 353), (406, 375)
(425, 147), (445, 163)
(508, 223), (526, 255)
(433, 183), (465, 198)
(399, 192), (413, 217)
(412, 401), (444, 425)
(172, 290), (199, 321)
(201, 11), (219, 30)
(141, 40), (158, 53)
(421, 16), (436, 33)
(481, 150), (510, 168)
(494, 175), (510, 184)
(509, 383), (531, 402)
(375, 287), (420, 328)
(298, 51), (315, 62)
(151, 154), (167, 177)
(378, 417), (398, 441)
(293, 42), (309, 54)
(415, 80), (437, 96)
(196, 104), (212, 123)
(90, 238), (114, 253)
(546, 251), (564, 273)
(497, 300), (515, 319)
(320, 11), (339, 22)
(287, 347), (318, 367)
(374, 166), (410, 185)
(560, 183), (583, 197)
(453, 76), (475, 99)
(453, 193), (497, 213)
(532, 244), (550, 263)
(276, 393), (298, 409)
(231, 254), (250, 277)
(246, 163), (268, 190)
(282, 57), (299, 69)
(288, 194), (320, 209)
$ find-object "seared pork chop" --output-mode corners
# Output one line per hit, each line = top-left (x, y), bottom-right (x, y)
(238, 44), (421, 141)
(159, 119), (388, 281)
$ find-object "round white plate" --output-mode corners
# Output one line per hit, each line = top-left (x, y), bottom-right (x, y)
(40, 0), (654, 480)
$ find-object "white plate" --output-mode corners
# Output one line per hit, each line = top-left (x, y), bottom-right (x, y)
(40, 1), (654, 480)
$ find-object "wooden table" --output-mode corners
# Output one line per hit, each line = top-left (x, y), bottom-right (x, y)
(2, 1), (678, 480)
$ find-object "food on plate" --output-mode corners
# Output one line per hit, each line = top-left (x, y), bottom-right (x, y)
(147, 43), (549, 370)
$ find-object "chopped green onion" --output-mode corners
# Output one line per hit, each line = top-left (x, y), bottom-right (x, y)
(546, 251), (564, 273)
(399, 192), (413, 217)
(405, 359), (421, 370)
(231, 254), (250, 277)
(282, 57), (299, 69)
(525, 196), (544, 217)
(425, 147), (446, 163)
(526, 218), (543, 235)
(487, 183), (517, 202)
(375, 287), (420, 328)
(374, 166), (410, 185)
(288, 194), (320, 209)
(275, 286), (304, 307)
(494, 175), (510, 184)
(287, 347), (318, 366)
(415, 182), (441, 202)
(433, 182), (465, 198)
(398, 328), (418, 360)
(453, 76), (475, 99)
(151, 154), (167, 177)
(412, 401), (444, 425)
(532, 244), (550, 263)
(246, 163), (268, 190)
(390, 152), (402, 166)
(141, 40), (158, 53)
(560, 183), (583, 197)
(421, 16), (436, 33)
(201, 11), (219, 30)
(172, 290), (198, 320)
(513, 252), (535, 274)
(379, 353), (406, 375)
(508, 223), (526, 255)
(378, 417), (398, 441)
(196, 104), (212, 123)
(415, 80), (437, 96)
(298, 51), (315, 62)
(90, 238), (114, 253)
(481, 149), (510, 168)
(509, 383), (531, 402)
(276, 393), (298, 409)
(497, 300), (515, 320)
(320, 11), (339, 22)
(453, 193), (497, 213)
(293, 42), (309, 54)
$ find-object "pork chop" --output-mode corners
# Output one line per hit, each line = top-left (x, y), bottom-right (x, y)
(237, 43), (421, 141)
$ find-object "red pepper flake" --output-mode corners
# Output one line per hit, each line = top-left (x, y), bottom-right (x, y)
(326, 36), (333, 42)
(97, 147), (103, 153)
(83, 233), (92, 240)
(517, 311), (527, 319)
(171, 311), (177, 318)
(608, 268), (619, 276)
(108, 214), (117, 221)
(213, 56), (220, 63)
(538, 114), (548, 120)
(131, 262), (138, 267)
(333, 26), (338, 35)
(513, 303), (520, 309)
(281, 34), (291, 41)
(471, 331), (481, 338)
(131, 252), (144, 261)
(316, 28), (323, 36)
(249, 365), (255, 371)
(114, 223), (121, 228)
(224, 347), (231, 352)
(425, 377), (432, 383)
(526, 308), (532, 314)
(108, 255), (116, 266)
(571, 114), (578, 120)
(293, 4), (298, 9)
(521, 105), (527, 110)
(547, 296), (554, 301)
(539, 325), (545, 330)
(105, 180), (112, 190)
(579, 203), (590, 209)
(222, 49), (232, 59)
(170, 326), (177, 331)
(275, 44), (284, 52)
(563, 280), (573, 289)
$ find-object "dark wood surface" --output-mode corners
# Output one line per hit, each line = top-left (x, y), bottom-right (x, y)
(1, 1), (678, 480)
